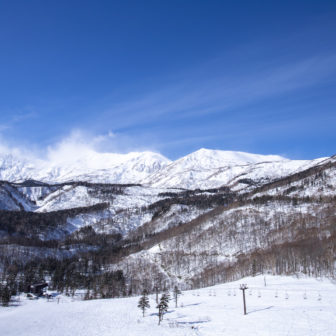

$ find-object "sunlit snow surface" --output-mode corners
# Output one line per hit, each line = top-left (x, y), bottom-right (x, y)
(0, 148), (329, 189)
(1, 275), (335, 336)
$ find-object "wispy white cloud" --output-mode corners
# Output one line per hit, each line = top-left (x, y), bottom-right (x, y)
(44, 129), (164, 164)
(11, 110), (37, 123)
(98, 53), (336, 129)
(0, 135), (40, 160)
(0, 128), (164, 164)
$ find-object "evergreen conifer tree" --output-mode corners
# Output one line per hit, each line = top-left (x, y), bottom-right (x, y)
(138, 290), (150, 317)
(157, 292), (170, 324)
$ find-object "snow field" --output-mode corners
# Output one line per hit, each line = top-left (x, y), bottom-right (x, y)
(1, 275), (335, 336)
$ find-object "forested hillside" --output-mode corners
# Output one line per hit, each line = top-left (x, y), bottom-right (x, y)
(0, 153), (335, 305)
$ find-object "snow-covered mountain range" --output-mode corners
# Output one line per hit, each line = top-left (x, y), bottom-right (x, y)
(0, 150), (170, 185)
(0, 148), (328, 190)
(0, 147), (335, 302)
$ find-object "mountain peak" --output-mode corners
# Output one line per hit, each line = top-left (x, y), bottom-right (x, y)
(0, 148), (313, 187)
(177, 148), (287, 168)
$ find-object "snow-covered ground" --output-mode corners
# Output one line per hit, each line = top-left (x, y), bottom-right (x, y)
(1, 275), (335, 336)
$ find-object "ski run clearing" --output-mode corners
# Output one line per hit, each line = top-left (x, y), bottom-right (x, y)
(1, 275), (336, 336)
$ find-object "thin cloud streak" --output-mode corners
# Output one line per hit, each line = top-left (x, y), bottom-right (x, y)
(0, 109), (38, 132)
(99, 53), (336, 130)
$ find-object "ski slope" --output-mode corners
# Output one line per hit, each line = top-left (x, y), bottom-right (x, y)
(1, 275), (335, 336)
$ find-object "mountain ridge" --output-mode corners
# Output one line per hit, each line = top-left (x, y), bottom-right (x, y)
(0, 148), (328, 190)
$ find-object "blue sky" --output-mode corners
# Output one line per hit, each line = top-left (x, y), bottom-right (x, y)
(0, 0), (335, 160)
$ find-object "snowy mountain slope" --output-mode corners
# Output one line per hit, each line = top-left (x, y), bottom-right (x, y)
(115, 196), (335, 286)
(1, 275), (336, 336)
(143, 149), (327, 190)
(0, 151), (171, 184)
(0, 152), (334, 239)
(35, 185), (103, 212)
(0, 182), (37, 211)
(1, 180), (213, 238)
(250, 155), (336, 198)
(167, 148), (286, 168)
(39, 151), (171, 183)
(0, 185), (21, 210)
(141, 148), (285, 188)
(33, 184), (176, 234)
(107, 157), (336, 288)
(0, 154), (38, 182)
(0, 148), (331, 190)
(16, 184), (59, 203)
